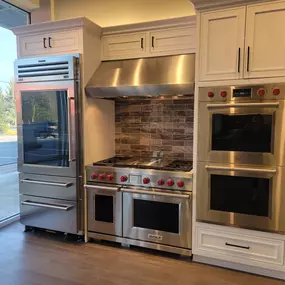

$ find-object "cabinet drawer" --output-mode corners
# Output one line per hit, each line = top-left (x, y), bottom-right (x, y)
(197, 227), (284, 266)
(101, 32), (147, 60)
(150, 27), (195, 55)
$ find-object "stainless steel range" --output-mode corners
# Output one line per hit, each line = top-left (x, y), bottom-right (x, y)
(84, 156), (193, 256)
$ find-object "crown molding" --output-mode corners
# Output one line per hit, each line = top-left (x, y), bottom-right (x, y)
(191, 0), (267, 11)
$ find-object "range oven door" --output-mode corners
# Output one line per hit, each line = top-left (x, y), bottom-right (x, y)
(15, 81), (79, 177)
(122, 187), (192, 249)
(198, 100), (284, 166)
(197, 162), (285, 234)
(86, 184), (122, 237)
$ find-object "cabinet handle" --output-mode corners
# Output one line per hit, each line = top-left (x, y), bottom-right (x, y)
(152, 36), (155, 48)
(238, 48), (241, 73)
(48, 37), (52, 48)
(225, 242), (250, 250)
(247, 46), (250, 72)
(43, 37), (47, 48)
(141, 38), (144, 49)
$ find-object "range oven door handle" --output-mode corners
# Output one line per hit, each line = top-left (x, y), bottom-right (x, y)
(121, 188), (190, 199)
(205, 165), (277, 174)
(20, 179), (73, 187)
(84, 185), (120, 192)
(21, 201), (73, 211)
(207, 102), (280, 109)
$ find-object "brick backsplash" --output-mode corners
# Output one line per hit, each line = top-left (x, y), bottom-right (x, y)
(115, 96), (194, 160)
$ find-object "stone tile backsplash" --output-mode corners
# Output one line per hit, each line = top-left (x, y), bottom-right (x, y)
(115, 96), (194, 160)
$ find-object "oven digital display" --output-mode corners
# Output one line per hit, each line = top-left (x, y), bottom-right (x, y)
(233, 88), (252, 98)
(130, 175), (141, 184)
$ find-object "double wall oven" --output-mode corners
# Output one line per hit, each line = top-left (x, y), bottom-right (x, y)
(15, 54), (82, 234)
(197, 84), (285, 234)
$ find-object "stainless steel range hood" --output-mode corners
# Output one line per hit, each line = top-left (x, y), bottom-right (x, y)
(85, 54), (195, 98)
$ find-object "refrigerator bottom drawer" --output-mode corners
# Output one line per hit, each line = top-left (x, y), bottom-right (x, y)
(20, 195), (78, 234)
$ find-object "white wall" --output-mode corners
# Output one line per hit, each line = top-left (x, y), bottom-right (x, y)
(54, 0), (195, 27)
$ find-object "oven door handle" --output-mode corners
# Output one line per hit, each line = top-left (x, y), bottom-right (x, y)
(121, 188), (190, 199)
(207, 102), (279, 109)
(205, 165), (276, 174)
(84, 184), (120, 192)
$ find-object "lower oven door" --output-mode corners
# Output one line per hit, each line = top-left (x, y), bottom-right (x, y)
(122, 187), (192, 249)
(86, 184), (122, 237)
(197, 162), (285, 234)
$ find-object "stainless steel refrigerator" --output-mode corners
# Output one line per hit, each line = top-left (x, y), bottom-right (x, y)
(14, 54), (83, 234)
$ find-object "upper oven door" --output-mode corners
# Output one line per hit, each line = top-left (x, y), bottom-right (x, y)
(198, 100), (283, 166)
(196, 162), (285, 234)
(122, 187), (192, 249)
(15, 81), (79, 177)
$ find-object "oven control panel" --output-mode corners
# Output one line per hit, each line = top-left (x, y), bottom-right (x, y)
(86, 167), (193, 192)
(199, 83), (285, 102)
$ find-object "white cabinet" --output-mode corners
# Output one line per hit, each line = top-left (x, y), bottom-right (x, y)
(245, 1), (285, 79)
(101, 32), (147, 60)
(18, 33), (49, 57)
(101, 17), (196, 60)
(150, 27), (196, 56)
(196, 226), (285, 270)
(199, 7), (246, 81)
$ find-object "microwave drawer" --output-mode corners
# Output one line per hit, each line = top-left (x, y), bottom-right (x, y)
(196, 227), (284, 267)
(20, 195), (79, 234)
(19, 173), (78, 200)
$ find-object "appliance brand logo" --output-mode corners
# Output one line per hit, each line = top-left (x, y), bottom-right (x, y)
(148, 234), (163, 241)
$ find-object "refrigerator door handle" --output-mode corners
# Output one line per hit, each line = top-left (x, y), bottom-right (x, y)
(68, 97), (76, 162)
(20, 179), (73, 188)
(21, 200), (73, 211)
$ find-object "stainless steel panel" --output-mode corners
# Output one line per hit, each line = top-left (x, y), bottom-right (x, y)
(196, 162), (285, 234)
(122, 187), (192, 249)
(15, 81), (79, 177)
(86, 184), (122, 237)
(20, 195), (78, 234)
(87, 232), (192, 256)
(15, 54), (79, 82)
(19, 173), (78, 200)
(197, 99), (285, 166)
(85, 54), (195, 97)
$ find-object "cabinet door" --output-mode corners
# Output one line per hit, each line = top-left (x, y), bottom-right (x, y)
(199, 7), (246, 81)
(245, 1), (285, 79)
(149, 27), (196, 56)
(48, 30), (80, 55)
(101, 32), (147, 60)
(18, 34), (48, 58)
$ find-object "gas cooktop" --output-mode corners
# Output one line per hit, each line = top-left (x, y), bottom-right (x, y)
(93, 156), (193, 172)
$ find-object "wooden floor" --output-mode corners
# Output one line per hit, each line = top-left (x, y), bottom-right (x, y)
(0, 222), (284, 285)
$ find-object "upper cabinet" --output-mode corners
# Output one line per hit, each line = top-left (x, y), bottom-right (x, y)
(245, 1), (285, 79)
(101, 16), (196, 61)
(200, 7), (246, 81)
(12, 18), (101, 59)
(198, 0), (285, 82)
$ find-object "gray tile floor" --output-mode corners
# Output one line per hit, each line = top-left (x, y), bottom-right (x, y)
(0, 163), (19, 221)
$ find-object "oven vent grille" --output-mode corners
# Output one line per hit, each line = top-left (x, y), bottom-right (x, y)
(15, 55), (78, 82)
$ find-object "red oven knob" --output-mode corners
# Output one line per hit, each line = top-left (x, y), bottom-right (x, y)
(157, 179), (165, 186)
(208, 91), (214, 98)
(143, 177), (150, 184)
(98, 173), (106, 180)
(167, 179), (174, 187)
(91, 173), (97, 179)
(273, 88), (280, 96)
(177, 180), (184, 188)
(220, 91), (227, 98)
(257, 88), (265, 96)
(120, 175), (128, 182)
(107, 174), (113, 181)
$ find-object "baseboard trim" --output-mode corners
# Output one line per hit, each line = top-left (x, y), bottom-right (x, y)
(0, 214), (20, 229)
(193, 255), (285, 280)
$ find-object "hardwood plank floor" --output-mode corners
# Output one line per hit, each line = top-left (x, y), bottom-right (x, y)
(0, 222), (284, 285)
